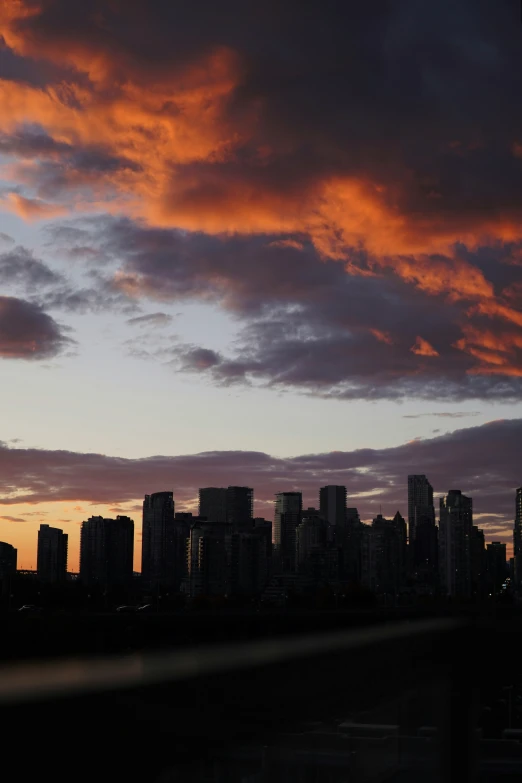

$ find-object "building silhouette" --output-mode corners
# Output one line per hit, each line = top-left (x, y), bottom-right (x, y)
(319, 486), (347, 528)
(199, 486), (254, 529)
(274, 492), (302, 573)
(0, 542), (17, 580)
(185, 520), (230, 597)
(471, 526), (486, 599)
(439, 490), (473, 598)
(80, 515), (134, 588)
(408, 475), (435, 545)
(37, 524), (68, 583)
(231, 520), (272, 596)
(296, 508), (339, 584)
(486, 541), (507, 597)
(226, 486), (254, 529)
(513, 487), (522, 587)
(199, 488), (227, 524)
(142, 491), (182, 589)
(362, 513), (406, 597)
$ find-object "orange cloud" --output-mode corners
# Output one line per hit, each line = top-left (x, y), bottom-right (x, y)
(370, 329), (393, 345)
(0, 192), (67, 220)
(410, 337), (439, 357)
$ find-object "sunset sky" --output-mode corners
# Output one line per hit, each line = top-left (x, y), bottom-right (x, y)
(0, 0), (521, 570)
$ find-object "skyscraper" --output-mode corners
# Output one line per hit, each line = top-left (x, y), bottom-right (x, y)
(274, 492), (302, 573)
(199, 486), (254, 529)
(80, 515), (134, 587)
(199, 488), (227, 524)
(141, 491), (178, 588)
(486, 542), (507, 597)
(439, 490), (473, 598)
(407, 475), (435, 544)
(37, 524), (68, 583)
(471, 526), (486, 599)
(106, 516), (134, 587)
(226, 486), (253, 529)
(319, 486), (347, 528)
(0, 542), (17, 580)
(185, 521), (230, 597)
(514, 488), (522, 588)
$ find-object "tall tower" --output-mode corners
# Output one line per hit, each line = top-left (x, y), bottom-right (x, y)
(513, 487), (522, 587)
(274, 492), (302, 573)
(141, 492), (176, 588)
(226, 486), (253, 529)
(199, 488), (227, 524)
(319, 485), (347, 528)
(407, 475), (435, 545)
(37, 524), (68, 583)
(439, 490), (473, 598)
(80, 516), (134, 587)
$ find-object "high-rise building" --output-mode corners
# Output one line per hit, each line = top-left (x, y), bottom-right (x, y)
(199, 487), (253, 530)
(338, 508), (364, 584)
(296, 509), (339, 584)
(37, 524), (68, 583)
(199, 488), (227, 524)
(471, 526), (486, 599)
(0, 542), (17, 580)
(408, 475), (435, 545)
(319, 486), (347, 528)
(439, 490), (473, 598)
(274, 492), (302, 573)
(106, 516), (134, 587)
(296, 509), (328, 571)
(367, 514), (406, 597)
(486, 542), (507, 597)
(80, 516), (134, 587)
(513, 488), (522, 587)
(141, 491), (179, 588)
(185, 521), (230, 597)
(231, 521), (272, 596)
(226, 486), (253, 529)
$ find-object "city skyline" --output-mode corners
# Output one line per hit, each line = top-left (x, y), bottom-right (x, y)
(1, 467), (520, 574)
(0, 2), (521, 569)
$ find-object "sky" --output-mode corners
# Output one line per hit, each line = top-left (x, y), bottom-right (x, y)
(0, 0), (521, 570)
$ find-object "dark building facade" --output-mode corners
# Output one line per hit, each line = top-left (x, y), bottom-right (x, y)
(199, 488), (227, 524)
(408, 475), (435, 546)
(319, 486), (347, 528)
(0, 541), (17, 580)
(199, 486), (253, 529)
(486, 541), (507, 597)
(37, 524), (68, 583)
(226, 486), (254, 529)
(471, 526), (486, 599)
(274, 492), (302, 574)
(439, 490), (473, 598)
(185, 521), (231, 597)
(80, 515), (134, 588)
(141, 491), (181, 589)
(296, 509), (339, 584)
(513, 488), (522, 587)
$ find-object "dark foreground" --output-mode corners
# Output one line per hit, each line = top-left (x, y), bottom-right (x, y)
(1, 609), (522, 782)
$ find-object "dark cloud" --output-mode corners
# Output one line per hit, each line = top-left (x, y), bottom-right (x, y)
(126, 312), (173, 328)
(0, 515), (25, 523)
(79, 217), (522, 401)
(0, 418), (519, 543)
(1, 0), (522, 400)
(0, 246), (64, 291)
(0, 296), (70, 359)
(402, 412), (482, 419)
(0, 232), (14, 244)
